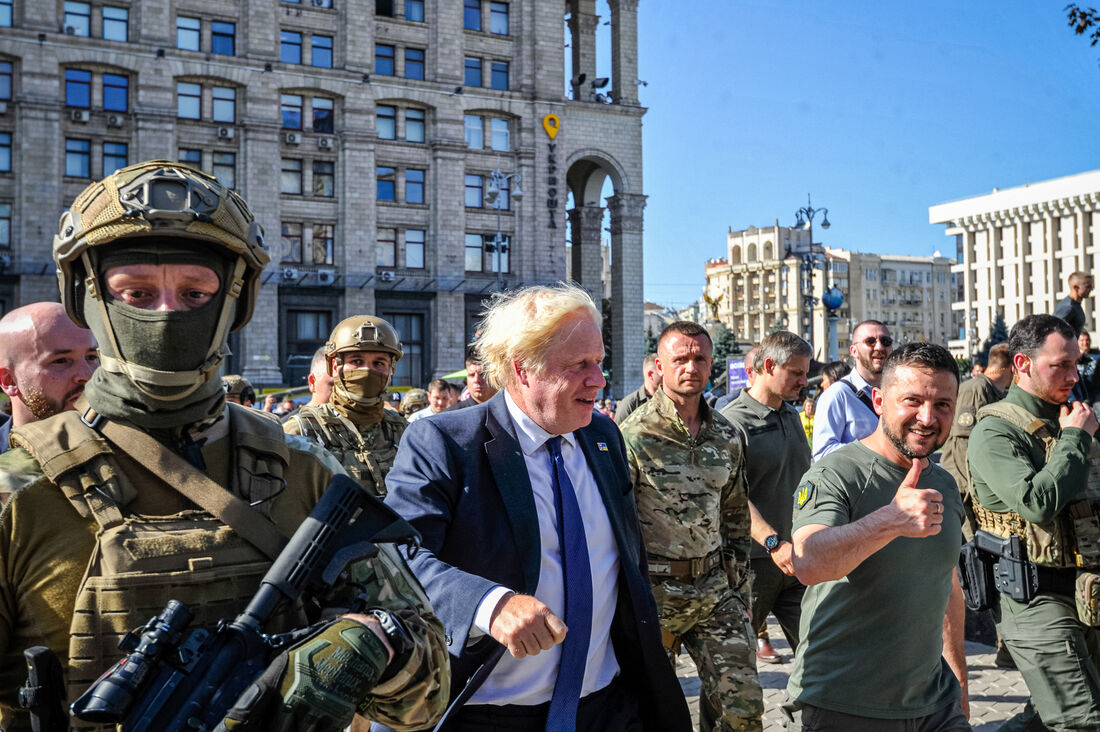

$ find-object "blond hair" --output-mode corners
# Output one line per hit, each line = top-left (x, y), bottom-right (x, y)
(475, 283), (601, 388)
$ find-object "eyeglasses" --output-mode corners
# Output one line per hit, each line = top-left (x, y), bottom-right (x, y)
(860, 336), (893, 348)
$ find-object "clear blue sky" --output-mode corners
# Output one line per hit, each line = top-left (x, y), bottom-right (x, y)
(630, 1), (1100, 309)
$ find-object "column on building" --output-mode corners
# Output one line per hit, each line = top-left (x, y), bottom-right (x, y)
(431, 138), (471, 376)
(608, 0), (639, 105)
(567, 204), (605, 301)
(607, 193), (645, 398)
(567, 0), (598, 102)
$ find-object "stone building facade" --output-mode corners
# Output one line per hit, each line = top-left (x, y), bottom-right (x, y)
(0, 0), (646, 394)
(930, 169), (1100, 357)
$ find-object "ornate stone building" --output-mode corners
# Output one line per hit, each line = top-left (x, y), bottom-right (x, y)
(0, 0), (645, 394)
(930, 169), (1100, 357)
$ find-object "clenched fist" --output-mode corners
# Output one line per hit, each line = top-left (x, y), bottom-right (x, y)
(489, 593), (568, 658)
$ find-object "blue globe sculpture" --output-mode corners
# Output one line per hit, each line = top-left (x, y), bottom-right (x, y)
(822, 287), (844, 310)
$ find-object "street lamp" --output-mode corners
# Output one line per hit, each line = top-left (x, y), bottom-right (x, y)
(793, 194), (831, 352)
(484, 160), (523, 287)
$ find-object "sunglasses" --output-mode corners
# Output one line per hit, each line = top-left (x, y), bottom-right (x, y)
(860, 336), (893, 347)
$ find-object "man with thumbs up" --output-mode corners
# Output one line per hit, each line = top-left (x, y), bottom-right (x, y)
(781, 343), (970, 731)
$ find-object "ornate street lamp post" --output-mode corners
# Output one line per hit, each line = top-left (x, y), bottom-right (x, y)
(793, 194), (831, 351)
(484, 162), (523, 288)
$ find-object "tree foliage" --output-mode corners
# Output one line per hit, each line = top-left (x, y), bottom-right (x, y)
(980, 313), (1009, 363)
(709, 323), (742, 388)
(1067, 4), (1100, 48)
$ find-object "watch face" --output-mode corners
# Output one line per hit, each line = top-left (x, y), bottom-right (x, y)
(765, 534), (780, 552)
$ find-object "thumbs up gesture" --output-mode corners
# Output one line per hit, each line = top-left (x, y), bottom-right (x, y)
(889, 459), (943, 538)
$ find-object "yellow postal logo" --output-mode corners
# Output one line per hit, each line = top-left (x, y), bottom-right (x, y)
(796, 481), (814, 509)
(542, 113), (560, 139)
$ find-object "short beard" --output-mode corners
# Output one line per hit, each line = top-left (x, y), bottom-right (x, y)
(22, 387), (66, 420)
(859, 350), (884, 375)
(882, 418), (937, 460)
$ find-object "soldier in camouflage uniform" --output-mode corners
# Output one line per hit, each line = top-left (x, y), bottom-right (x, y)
(0, 161), (447, 732)
(221, 374), (257, 407)
(620, 321), (762, 732)
(285, 316), (408, 496)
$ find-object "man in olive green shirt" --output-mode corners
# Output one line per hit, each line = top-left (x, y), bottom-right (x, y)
(968, 314), (1100, 730)
(785, 343), (969, 730)
(721, 331), (810, 663)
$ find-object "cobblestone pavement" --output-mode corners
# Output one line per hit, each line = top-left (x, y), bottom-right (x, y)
(675, 618), (1031, 731)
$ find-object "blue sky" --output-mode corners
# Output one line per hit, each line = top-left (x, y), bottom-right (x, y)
(629, 1), (1100, 309)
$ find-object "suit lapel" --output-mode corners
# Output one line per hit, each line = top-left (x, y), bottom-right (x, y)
(576, 426), (635, 566)
(484, 394), (541, 593)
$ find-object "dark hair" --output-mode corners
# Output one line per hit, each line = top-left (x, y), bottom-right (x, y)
(1007, 314), (1076, 359)
(882, 342), (959, 388)
(658, 321), (712, 349)
(427, 378), (449, 393)
(822, 360), (852, 383)
(464, 345), (480, 367)
(853, 319), (887, 337)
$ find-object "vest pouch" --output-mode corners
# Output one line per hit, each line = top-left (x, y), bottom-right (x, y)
(1070, 499), (1100, 567)
(1075, 570), (1100, 626)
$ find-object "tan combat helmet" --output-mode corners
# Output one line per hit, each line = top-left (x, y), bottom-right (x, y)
(324, 315), (403, 375)
(221, 374), (255, 404)
(401, 388), (429, 415)
(53, 161), (269, 399)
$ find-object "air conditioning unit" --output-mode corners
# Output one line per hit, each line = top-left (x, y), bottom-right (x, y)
(317, 268), (336, 285)
(69, 109), (90, 123)
(64, 25), (77, 35)
(0, 102), (7, 115)
(283, 131), (301, 144)
(281, 267), (300, 280)
(317, 136), (333, 149)
(378, 270), (394, 282)
(106, 113), (124, 127)
(217, 126), (235, 139)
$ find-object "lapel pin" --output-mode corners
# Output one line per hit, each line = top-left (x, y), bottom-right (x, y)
(596, 442), (608, 451)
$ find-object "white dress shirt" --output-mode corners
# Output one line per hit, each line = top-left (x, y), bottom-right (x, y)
(811, 368), (880, 461)
(468, 390), (621, 706)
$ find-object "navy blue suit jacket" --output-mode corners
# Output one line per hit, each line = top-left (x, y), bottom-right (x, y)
(382, 392), (690, 731)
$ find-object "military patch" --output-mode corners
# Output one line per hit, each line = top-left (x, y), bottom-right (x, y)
(957, 412), (975, 427)
(596, 442), (608, 451)
(795, 481), (814, 509)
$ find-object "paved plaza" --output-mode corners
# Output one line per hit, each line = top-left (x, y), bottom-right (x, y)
(676, 618), (1031, 731)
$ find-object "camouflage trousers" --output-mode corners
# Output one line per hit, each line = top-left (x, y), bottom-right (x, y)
(652, 565), (763, 732)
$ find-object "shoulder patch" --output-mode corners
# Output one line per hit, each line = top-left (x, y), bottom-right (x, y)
(795, 481), (814, 509)
(956, 412), (975, 427)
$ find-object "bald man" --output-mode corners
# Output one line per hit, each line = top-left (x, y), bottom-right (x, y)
(305, 345), (334, 407)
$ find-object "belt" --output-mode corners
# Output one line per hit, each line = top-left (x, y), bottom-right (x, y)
(1036, 565), (1077, 598)
(648, 549), (722, 580)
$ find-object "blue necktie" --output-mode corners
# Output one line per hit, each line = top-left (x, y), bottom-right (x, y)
(545, 436), (592, 732)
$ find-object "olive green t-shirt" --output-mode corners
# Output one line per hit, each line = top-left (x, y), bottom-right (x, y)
(786, 441), (963, 718)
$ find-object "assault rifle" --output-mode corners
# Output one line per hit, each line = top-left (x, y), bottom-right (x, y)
(67, 473), (419, 731)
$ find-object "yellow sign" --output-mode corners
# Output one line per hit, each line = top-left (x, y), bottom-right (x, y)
(542, 113), (560, 140)
(796, 482), (814, 509)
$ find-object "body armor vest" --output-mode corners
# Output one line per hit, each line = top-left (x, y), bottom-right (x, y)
(289, 405), (402, 496)
(10, 405), (306, 731)
(972, 400), (1100, 569)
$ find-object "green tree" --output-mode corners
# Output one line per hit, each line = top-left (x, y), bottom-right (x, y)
(1066, 4), (1100, 54)
(980, 313), (1009, 362)
(644, 324), (659, 357)
(709, 323), (742, 388)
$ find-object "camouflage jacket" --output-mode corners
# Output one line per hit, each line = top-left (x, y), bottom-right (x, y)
(620, 388), (751, 586)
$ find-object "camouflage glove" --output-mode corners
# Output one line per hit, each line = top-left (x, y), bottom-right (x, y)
(219, 618), (390, 732)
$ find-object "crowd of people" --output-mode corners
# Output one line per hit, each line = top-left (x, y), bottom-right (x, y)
(0, 159), (1099, 732)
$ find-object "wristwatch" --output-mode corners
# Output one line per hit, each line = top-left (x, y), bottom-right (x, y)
(764, 534), (782, 554)
(367, 608), (414, 678)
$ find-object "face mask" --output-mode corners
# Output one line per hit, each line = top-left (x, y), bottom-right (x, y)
(330, 368), (389, 426)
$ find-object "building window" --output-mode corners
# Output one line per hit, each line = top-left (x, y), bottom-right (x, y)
(281, 158), (303, 195)
(212, 21), (235, 56)
(384, 313), (422, 387)
(464, 57), (482, 87)
(377, 227), (396, 267)
(65, 69), (91, 108)
(64, 2), (91, 36)
(489, 235), (509, 272)
(0, 132), (10, 172)
(313, 160), (334, 197)
(0, 62), (10, 100)
(464, 0), (481, 30)
(0, 0), (11, 27)
(405, 48), (424, 80)
(490, 117), (509, 151)
(281, 94), (303, 129)
(178, 148), (201, 166)
(375, 0), (393, 14)
(490, 2), (508, 34)
(102, 6), (128, 42)
(0, 203), (9, 246)
(494, 175), (510, 210)
(464, 115), (483, 148)
(377, 105), (395, 139)
(405, 108), (425, 142)
(490, 61), (509, 90)
(312, 97), (334, 133)
(103, 141), (127, 176)
(281, 31), (303, 64)
(312, 35), (333, 68)
(213, 151), (235, 189)
(177, 82), (201, 119)
(288, 310), (331, 359)
(464, 174), (483, 207)
(313, 223), (334, 264)
(405, 229), (425, 268)
(177, 16), (200, 50)
(103, 74), (128, 111)
(212, 86), (236, 123)
(375, 44), (395, 75)
(465, 233), (483, 271)
(65, 138), (90, 177)
(405, 168), (424, 204)
(405, 0), (423, 21)
(377, 166), (395, 201)
(281, 222), (302, 262)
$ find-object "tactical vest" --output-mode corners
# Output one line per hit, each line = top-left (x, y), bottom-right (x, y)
(10, 405), (307, 731)
(972, 400), (1100, 569)
(289, 405), (401, 496)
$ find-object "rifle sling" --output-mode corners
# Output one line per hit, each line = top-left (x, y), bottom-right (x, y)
(94, 415), (288, 561)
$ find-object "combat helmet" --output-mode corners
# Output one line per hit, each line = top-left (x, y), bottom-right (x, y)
(221, 374), (256, 404)
(401, 388), (429, 415)
(324, 316), (403, 376)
